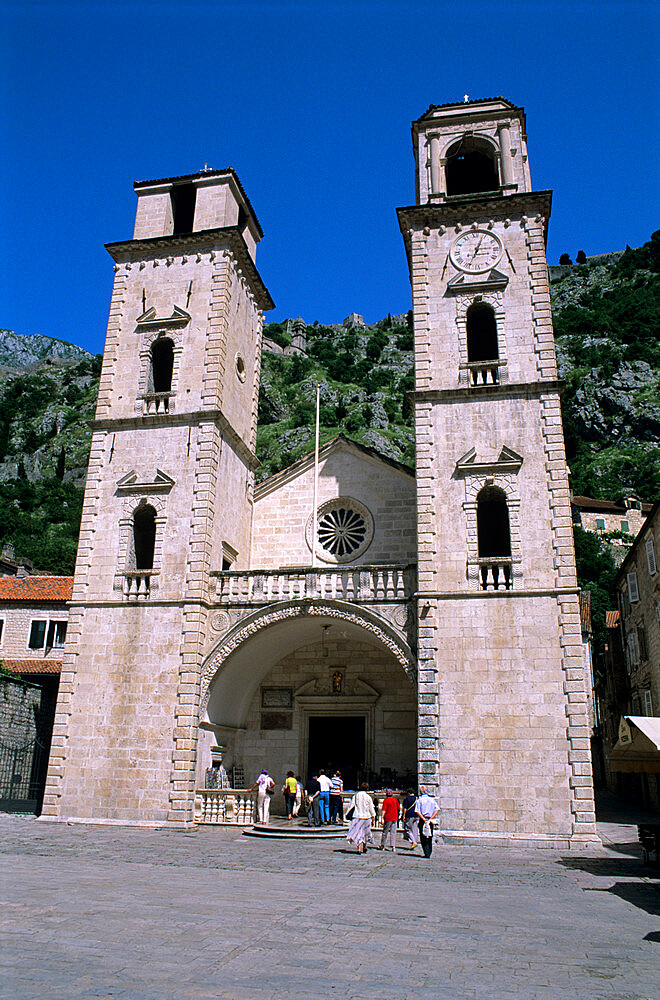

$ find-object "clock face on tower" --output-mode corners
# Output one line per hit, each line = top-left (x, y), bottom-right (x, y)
(450, 231), (503, 273)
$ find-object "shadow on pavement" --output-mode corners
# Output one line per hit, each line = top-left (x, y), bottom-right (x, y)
(557, 849), (651, 879)
(584, 882), (660, 917)
(644, 930), (660, 943)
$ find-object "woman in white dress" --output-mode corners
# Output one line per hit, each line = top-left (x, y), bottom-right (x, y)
(346, 782), (376, 855)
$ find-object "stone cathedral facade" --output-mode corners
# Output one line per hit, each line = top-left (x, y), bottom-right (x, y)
(42, 98), (598, 848)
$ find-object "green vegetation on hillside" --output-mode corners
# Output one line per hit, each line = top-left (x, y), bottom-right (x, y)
(0, 478), (83, 575)
(256, 314), (415, 481)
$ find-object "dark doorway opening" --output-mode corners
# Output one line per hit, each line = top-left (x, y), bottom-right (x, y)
(307, 716), (365, 791)
(171, 182), (196, 235)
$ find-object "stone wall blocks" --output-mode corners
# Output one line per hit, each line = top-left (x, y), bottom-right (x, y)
(568, 737), (591, 750)
(574, 811), (596, 825)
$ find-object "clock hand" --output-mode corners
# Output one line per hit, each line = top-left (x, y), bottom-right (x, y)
(470, 237), (483, 261)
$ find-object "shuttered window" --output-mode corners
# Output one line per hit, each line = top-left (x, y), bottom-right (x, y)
(627, 572), (639, 603)
(28, 620), (47, 649)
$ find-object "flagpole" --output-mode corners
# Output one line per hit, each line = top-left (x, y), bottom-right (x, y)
(312, 382), (320, 569)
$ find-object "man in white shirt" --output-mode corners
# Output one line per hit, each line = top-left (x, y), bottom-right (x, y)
(317, 769), (332, 824)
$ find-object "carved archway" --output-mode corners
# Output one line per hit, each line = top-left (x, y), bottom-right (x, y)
(199, 599), (417, 721)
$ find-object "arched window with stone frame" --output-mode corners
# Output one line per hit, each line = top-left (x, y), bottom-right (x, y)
(455, 293), (508, 388)
(135, 320), (186, 417)
(114, 488), (170, 601)
(458, 451), (523, 592)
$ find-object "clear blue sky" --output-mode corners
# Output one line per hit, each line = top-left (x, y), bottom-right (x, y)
(1, 0), (658, 354)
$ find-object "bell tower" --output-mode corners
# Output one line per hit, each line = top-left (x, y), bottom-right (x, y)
(42, 169), (273, 826)
(398, 98), (598, 847)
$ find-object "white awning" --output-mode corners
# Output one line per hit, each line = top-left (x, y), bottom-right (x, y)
(608, 716), (660, 773)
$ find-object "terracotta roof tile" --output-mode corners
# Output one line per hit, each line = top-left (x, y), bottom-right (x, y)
(1, 659), (62, 674)
(0, 576), (73, 601)
(572, 495), (652, 514)
(606, 610), (620, 628)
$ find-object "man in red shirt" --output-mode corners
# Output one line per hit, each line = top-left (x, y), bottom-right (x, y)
(378, 790), (401, 852)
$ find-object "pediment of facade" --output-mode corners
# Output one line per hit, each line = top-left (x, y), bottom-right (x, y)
(135, 304), (191, 330)
(446, 268), (509, 294)
(454, 444), (523, 476)
(116, 468), (176, 492)
(254, 434), (413, 502)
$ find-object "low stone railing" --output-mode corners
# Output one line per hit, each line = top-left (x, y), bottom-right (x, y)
(194, 789), (410, 830)
(142, 392), (173, 415)
(214, 565), (415, 605)
(477, 559), (514, 591)
(462, 360), (503, 386)
(194, 789), (256, 825)
(122, 571), (153, 601)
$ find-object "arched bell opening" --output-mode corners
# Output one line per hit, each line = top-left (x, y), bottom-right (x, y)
(198, 605), (418, 800)
(446, 136), (500, 196)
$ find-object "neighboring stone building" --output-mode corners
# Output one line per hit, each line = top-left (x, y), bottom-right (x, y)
(572, 495), (652, 566)
(41, 98), (598, 847)
(0, 576), (71, 811)
(596, 502), (660, 810)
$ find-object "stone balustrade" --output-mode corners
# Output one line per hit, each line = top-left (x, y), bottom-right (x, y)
(478, 559), (513, 591)
(462, 360), (503, 386)
(122, 571), (153, 601)
(214, 565), (415, 605)
(193, 788), (410, 830)
(142, 392), (173, 415)
(194, 789), (257, 825)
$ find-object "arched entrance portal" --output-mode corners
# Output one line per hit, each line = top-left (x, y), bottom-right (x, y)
(199, 603), (417, 798)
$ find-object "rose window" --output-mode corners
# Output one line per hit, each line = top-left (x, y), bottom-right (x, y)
(306, 497), (374, 564)
(318, 506), (366, 557)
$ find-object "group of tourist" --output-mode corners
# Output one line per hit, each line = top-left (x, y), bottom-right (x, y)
(345, 785), (439, 858)
(303, 769), (344, 826)
(248, 768), (439, 858)
(248, 768), (344, 826)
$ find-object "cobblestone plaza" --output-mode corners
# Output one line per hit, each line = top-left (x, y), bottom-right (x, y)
(1, 796), (658, 1000)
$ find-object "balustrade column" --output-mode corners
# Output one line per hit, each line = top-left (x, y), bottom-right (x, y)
(428, 134), (443, 197)
(497, 121), (514, 186)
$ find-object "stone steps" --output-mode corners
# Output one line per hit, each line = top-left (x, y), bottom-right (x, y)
(243, 823), (346, 840)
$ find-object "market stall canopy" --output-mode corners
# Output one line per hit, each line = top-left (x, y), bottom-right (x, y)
(609, 716), (660, 773)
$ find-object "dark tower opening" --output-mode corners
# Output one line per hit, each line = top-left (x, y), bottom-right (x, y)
(133, 504), (156, 570)
(467, 303), (499, 362)
(446, 139), (499, 196)
(150, 338), (174, 393)
(171, 182), (196, 234)
(477, 487), (511, 558)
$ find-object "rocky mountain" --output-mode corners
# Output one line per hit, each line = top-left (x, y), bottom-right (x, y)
(0, 231), (657, 574)
(0, 329), (91, 374)
(550, 233), (660, 501)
